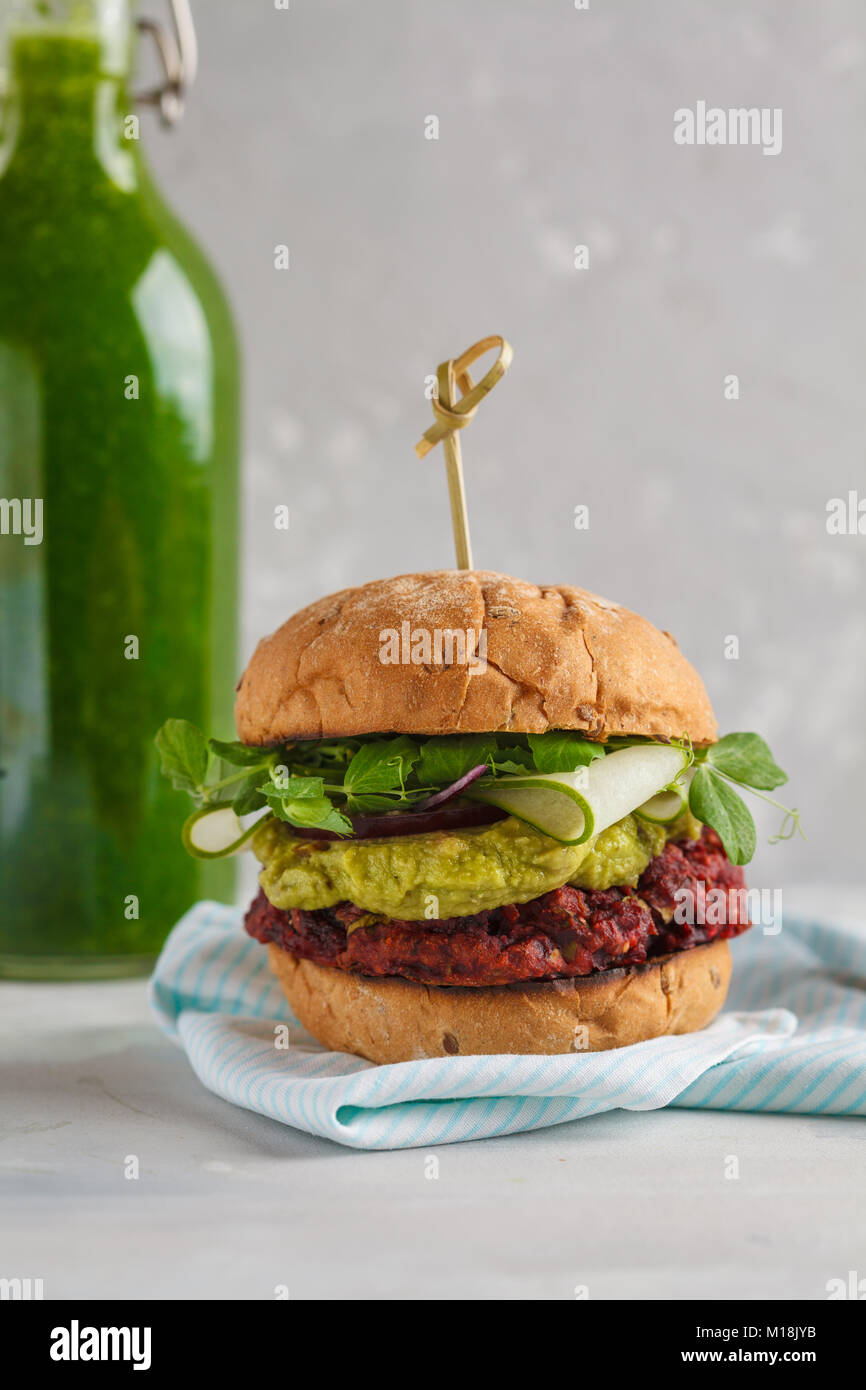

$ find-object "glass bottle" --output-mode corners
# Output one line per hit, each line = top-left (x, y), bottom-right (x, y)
(0, 0), (239, 977)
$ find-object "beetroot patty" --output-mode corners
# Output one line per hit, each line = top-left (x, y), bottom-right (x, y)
(245, 826), (751, 987)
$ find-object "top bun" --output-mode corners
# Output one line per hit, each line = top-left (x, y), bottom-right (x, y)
(235, 570), (717, 745)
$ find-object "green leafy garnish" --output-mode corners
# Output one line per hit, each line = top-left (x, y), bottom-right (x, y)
(688, 732), (802, 864)
(488, 745), (535, 774)
(155, 720), (800, 866)
(228, 770), (270, 817)
(414, 735), (497, 786)
(526, 731), (605, 774)
(155, 719), (209, 797)
(263, 784), (352, 835)
(705, 732), (787, 791)
(343, 737), (419, 803)
(689, 765), (757, 866)
(208, 737), (274, 767)
(154, 724), (610, 850)
(155, 720), (284, 816)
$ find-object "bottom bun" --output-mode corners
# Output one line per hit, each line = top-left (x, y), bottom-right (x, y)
(267, 939), (732, 1063)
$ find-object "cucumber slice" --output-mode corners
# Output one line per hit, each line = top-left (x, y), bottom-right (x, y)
(635, 768), (694, 824)
(466, 744), (688, 845)
(634, 788), (685, 823)
(182, 806), (266, 858)
(468, 774), (594, 844)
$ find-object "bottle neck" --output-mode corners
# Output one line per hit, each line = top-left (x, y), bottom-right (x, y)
(2, 26), (142, 187)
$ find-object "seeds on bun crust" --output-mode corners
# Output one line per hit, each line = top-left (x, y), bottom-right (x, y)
(234, 570), (717, 745)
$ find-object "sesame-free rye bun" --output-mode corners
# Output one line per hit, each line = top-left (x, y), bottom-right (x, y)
(235, 570), (717, 745)
(268, 939), (732, 1061)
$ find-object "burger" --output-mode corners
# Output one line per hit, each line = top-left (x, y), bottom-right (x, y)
(157, 570), (796, 1063)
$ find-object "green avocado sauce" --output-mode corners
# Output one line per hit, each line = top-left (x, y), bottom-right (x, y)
(0, 31), (239, 971)
(253, 810), (703, 921)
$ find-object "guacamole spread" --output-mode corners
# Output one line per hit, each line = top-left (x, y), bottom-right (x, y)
(253, 810), (702, 920)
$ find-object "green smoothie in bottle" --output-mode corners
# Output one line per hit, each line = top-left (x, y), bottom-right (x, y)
(0, 0), (239, 976)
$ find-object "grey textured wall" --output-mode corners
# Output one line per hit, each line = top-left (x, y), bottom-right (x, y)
(147, 0), (866, 889)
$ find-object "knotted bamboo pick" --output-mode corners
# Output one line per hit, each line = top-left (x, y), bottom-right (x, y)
(414, 335), (513, 570)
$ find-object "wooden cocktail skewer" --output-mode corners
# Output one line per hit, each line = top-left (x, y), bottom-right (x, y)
(414, 335), (513, 570)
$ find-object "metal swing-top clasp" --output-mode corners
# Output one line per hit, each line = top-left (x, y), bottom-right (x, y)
(135, 0), (197, 127)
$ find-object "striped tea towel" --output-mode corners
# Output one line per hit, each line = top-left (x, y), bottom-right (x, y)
(148, 902), (866, 1150)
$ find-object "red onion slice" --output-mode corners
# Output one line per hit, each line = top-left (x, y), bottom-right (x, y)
(288, 800), (505, 842)
(415, 764), (489, 812)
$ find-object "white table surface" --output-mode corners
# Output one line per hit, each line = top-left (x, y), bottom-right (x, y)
(2, 886), (863, 1302)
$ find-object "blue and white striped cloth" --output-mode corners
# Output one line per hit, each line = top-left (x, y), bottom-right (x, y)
(149, 902), (866, 1149)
